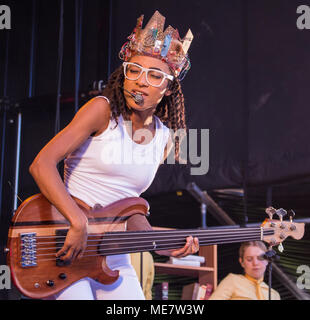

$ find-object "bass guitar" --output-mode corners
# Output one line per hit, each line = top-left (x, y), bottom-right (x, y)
(6, 193), (305, 299)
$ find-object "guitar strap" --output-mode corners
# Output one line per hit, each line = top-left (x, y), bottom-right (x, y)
(71, 195), (92, 211)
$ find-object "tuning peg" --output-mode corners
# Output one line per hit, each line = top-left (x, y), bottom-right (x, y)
(278, 243), (284, 253)
(265, 207), (277, 220)
(288, 209), (297, 231)
(275, 208), (287, 221)
(288, 209), (296, 222)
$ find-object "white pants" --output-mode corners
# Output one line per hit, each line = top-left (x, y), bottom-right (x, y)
(48, 254), (145, 300)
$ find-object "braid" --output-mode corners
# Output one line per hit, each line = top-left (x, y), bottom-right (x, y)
(156, 78), (186, 131)
(102, 66), (132, 124)
(156, 78), (187, 160)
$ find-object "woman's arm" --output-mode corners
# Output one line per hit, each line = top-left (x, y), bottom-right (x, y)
(29, 97), (111, 262)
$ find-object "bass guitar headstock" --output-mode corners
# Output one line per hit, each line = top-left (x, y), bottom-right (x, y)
(262, 207), (305, 251)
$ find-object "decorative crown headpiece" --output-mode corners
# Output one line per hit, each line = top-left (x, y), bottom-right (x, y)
(119, 11), (194, 80)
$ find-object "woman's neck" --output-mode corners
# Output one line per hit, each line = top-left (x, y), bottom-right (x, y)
(129, 111), (155, 130)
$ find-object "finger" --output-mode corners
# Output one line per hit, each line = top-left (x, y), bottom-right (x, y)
(77, 250), (84, 259)
(171, 249), (184, 257)
(78, 243), (87, 259)
(183, 236), (193, 253)
(170, 246), (187, 257)
(188, 237), (199, 254)
(73, 241), (87, 260)
(71, 248), (81, 261)
(56, 245), (70, 258)
(184, 238), (195, 256)
(194, 237), (199, 246)
(61, 247), (75, 261)
(172, 237), (193, 257)
(76, 242), (87, 259)
(193, 237), (199, 252)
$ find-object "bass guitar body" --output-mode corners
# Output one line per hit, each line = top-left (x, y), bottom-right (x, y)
(6, 194), (149, 299)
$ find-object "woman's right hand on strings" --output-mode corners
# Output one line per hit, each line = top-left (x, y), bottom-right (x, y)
(56, 220), (88, 262)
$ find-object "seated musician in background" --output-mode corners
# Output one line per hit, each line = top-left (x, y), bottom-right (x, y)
(209, 241), (281, 300)
(29, 10), (198, 300)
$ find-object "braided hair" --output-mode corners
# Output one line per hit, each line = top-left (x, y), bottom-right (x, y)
(102, 64), (187, 160)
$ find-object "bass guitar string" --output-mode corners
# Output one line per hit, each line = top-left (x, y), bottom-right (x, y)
(34, 231), (273, 262)
(35, 229), (269, 252)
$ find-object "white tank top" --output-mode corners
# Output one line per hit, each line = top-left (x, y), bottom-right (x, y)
(64, 97), (170, 208)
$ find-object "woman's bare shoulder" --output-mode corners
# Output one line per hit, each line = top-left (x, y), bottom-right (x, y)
(76, 96), (111, 125)
(32, 97), (112, 163)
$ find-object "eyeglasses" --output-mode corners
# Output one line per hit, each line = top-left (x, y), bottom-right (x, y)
(123, 62), (174, 87)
